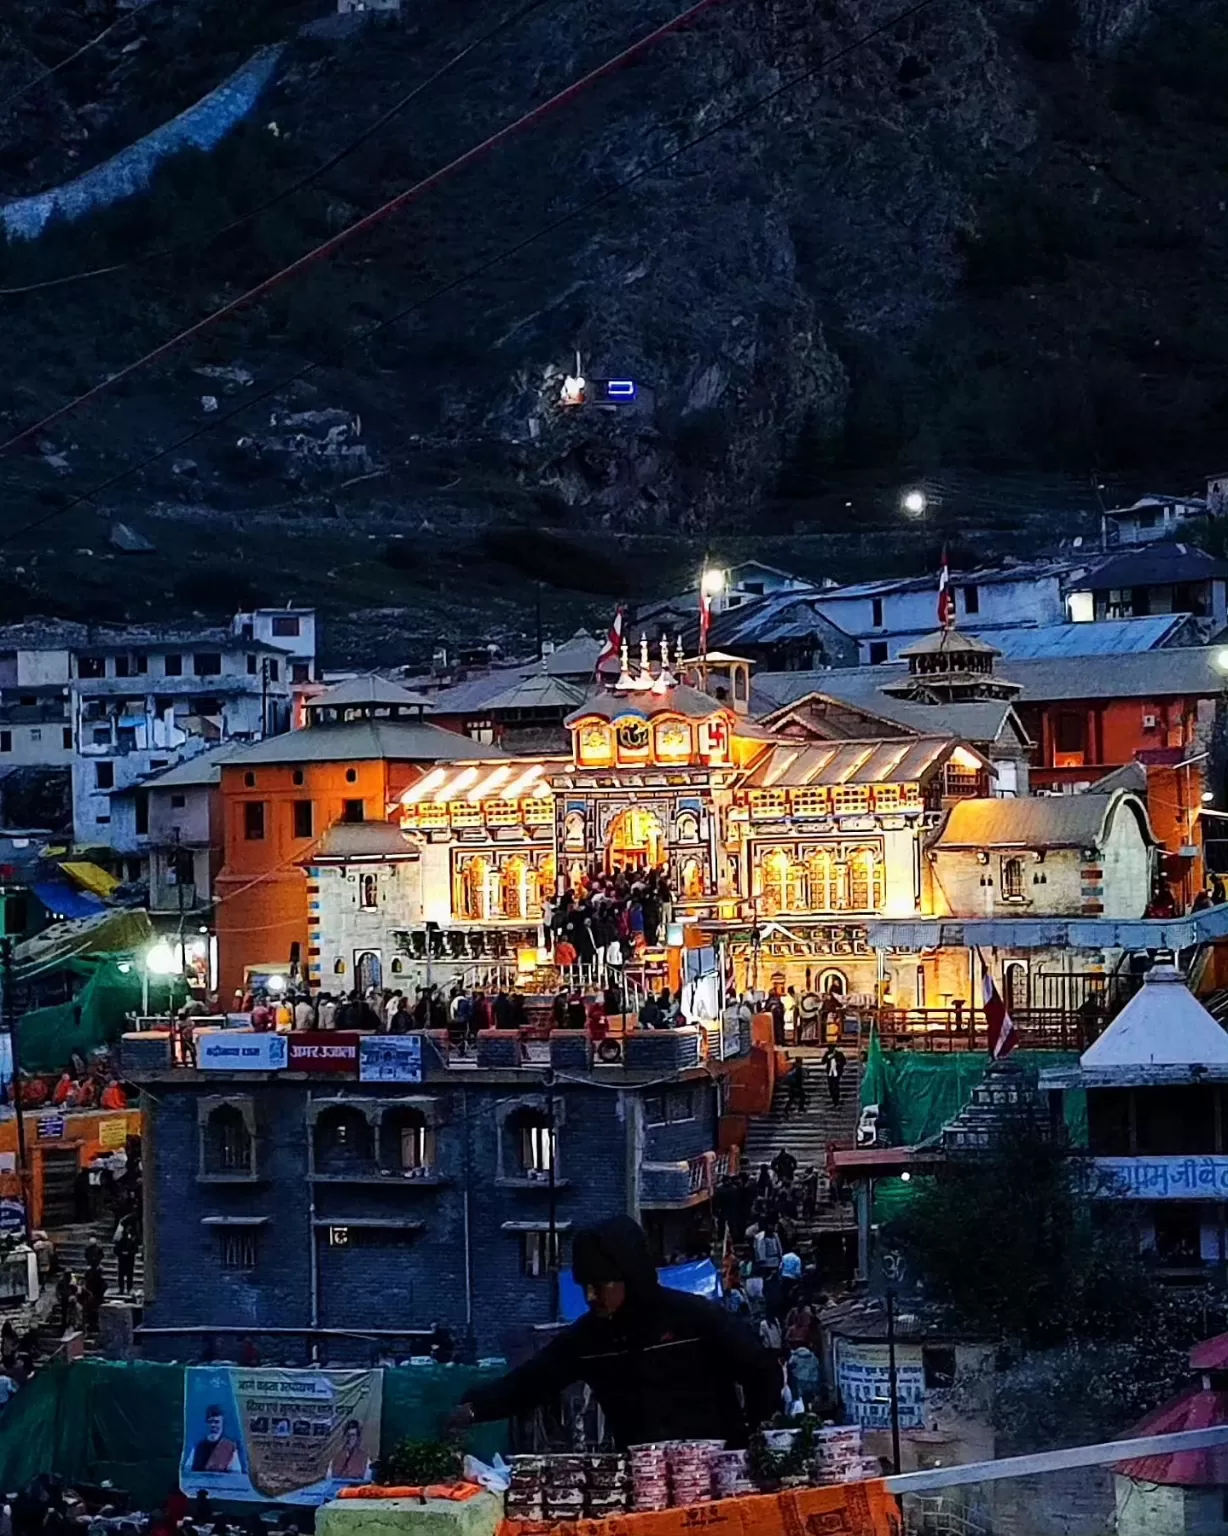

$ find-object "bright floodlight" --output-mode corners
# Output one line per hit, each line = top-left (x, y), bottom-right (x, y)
(900, 1170), (912, 1182)
(1216, 649), (1228, 673)
(901, 489), (927, 516)
(701, 567), (726, 597)
(267, 974), (286, 994)
(145, 941), (178, 975)
(1204, 791), (1216, 804)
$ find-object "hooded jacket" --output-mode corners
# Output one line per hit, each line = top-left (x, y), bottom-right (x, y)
(463, 1216), (781, 1447)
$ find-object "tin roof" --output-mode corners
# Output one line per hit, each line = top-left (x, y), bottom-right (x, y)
(1116, 1386), (1228, 1487)
(931, 788), (1152, 851)
(310, 674), (433, 710)
(479, 673), (587, 713)
(220, 720), (509, 767)
(1080, 964), (1228, 1070)
(311, 822), (420, 861)
(1078, 541), (1228, 591)
(985, 615), (1194, 658)
(741, 736), (957, 789)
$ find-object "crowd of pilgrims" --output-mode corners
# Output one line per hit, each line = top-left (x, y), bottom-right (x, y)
(544, 864), (674, 966)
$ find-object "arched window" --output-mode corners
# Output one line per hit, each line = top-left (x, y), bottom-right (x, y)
(806, 849), (831, 912)
(762, 850), (790, 916)
(203, 1105), (252, 1176)
(355, 950), (382, 991)
(675, 810), (700, 844)
(1001, 857), (1025, 902)
(501, 857), (527, 921)
(534, 855), (556, 914)
(847, 848), (882, 911)
(360, 873), (378, 909)
(313, 1106), (375, 1176)
(680, 857), (704, 900)
(819, 969), (847, 998)
(459, 857), (488, 920)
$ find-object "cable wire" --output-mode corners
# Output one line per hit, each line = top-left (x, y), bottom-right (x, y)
(0, 0), (729, 458)
(0, 0), (570, 299)
(0, 1), (164, 120)
(0, 0), (941, 547)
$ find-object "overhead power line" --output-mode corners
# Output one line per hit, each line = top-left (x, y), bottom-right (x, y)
(0, 0), (941, 550)
(0, 0), (569, 299)
(0, 0), (728, 458)
(0, 2), (165, 120)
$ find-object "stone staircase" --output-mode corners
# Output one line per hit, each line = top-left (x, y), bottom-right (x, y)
(51, 1219), (144, 1300)
(743, 1056), (861, 1230)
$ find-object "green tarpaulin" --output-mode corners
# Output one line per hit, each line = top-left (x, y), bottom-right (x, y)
(860, 1050), (1087, 1225)
(15, 958), (151, 1074)
(859, 1050), (1086, 1148)
(0, 1360), (508, 1508)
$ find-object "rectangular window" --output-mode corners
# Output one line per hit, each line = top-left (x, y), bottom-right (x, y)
(29, 728), (40, 743)
(95, 762), (114, 790)
(868, 640), (889, 665)
(164, 653), (183, 676)
(193, 653), (222, 677)
(220, 1231), (257, 1271)
(359, 874), (379, 910)
(244, 802), (266, 841)
(62, 727), (72, 749)
(522, 1231), (561, 1278)
(268, 659), (280, 682)
(1000, 857), (1025, 901)
(871, 597), (884, 628)
(134, 653), (147, 674)
(400, 1124), (431, 1171)
(291, 662), (310, 684)
(644, 1094), (667, 1127)
(943, 765), (980, 797)
(342, 799), (365, 824)
(522, 1123), (556, 1175)
(963, 585), (980, 615)
(0, 733), (10, 753)
(832, 786), (870, 814)
(171, 794), (186, 810)
(272, 616), (301, 637)
(78, 656), (105, 679)
(135, 792), (149, 836)
(667, 1090), (696, 1123)
(293, 801), (314, 839)
(92, 727), (110, 746)
(1054, 711), (1086, 755)
(247, 655), (258, 675)
(115, 655), (130, 678)
(922, 1346), (957, 1390)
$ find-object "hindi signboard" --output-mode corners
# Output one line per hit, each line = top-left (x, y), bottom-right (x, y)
(288, 1032), (360, 1074)
(181, 1366), (382, 1505)
(198, 1031), (288, 1072)
(1093, 1155), (1228, 1199)
(359, 1035), (422, 1083)
(36, 1115), (64, 1141)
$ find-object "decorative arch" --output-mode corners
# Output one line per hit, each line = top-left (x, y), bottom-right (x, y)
(607, 806), (665, 871)
(501, 856), (528, 921)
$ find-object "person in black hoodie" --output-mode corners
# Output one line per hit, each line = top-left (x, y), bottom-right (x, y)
(448, 1215), (780, 1447)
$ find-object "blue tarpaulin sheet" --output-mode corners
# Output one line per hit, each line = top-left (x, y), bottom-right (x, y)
(31, 880), (104, 921)
(558, 1258), (722, 1322)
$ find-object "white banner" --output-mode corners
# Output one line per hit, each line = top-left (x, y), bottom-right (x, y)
(198, 1031), (288, 1072)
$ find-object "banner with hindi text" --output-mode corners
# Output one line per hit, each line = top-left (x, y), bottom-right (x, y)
(181, 1366), (382, 1504)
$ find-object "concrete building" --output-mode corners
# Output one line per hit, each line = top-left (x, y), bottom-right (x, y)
(926, 790), (1155, 923)
(138, 743), (244, 916)
(123, 1024), (737, 1361)
(232, 607), (318, 687)
(1066, 543), (1228, 636)
(813, 561), (1080, 664)
(1100, 493), (1209, 548)
(1041, 965), (1228, 1272)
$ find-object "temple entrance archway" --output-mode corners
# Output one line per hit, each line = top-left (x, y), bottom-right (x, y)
(607, 807), (665, 872)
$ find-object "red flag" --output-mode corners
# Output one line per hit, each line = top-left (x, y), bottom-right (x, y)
(981, 958), (1017, 1059)
(938, 547), (955, 628)
(699, 588), (712, 656)
(595, 607), (623, 674)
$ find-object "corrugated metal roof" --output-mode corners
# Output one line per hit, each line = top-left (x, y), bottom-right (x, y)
(757, 678), (1021, 745)
(1078, 541), (1228, 590)
(983, 615), (1191, 658)
(312, 822), (420, 860)
(311, 673), (432, 709)
(931, 792), (1145, 849)
(220, 720), (510, 766)
(754, 645), (1227, 709)
(1116, 1387), (1228, 1488)
(480, 673), (586, 712)
(140, 741), (246, 790)
(818, 558), (1082, 601)
(707, 593), (854, 649)
(742, 736), (953, 788)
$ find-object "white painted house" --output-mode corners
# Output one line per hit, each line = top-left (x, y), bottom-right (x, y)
(815, 561), (1081, 664)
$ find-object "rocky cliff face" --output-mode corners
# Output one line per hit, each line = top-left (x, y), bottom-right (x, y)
(0, 0), (1223, 655)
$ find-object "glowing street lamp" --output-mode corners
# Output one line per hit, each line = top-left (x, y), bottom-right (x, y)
(701, 567), (727, 598)
(900, 489), (928, 517)
(142, 940), (180, 1016)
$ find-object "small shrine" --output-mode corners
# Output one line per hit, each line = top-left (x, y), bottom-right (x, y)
(880, 629), (1021, 705)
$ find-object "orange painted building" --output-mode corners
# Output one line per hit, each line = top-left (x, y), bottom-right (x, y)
(1013, 648), (1222, 905)
(214, 683), (509, 1001)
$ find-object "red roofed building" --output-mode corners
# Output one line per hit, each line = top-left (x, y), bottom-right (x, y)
(1114, 1334), (1228, 1536)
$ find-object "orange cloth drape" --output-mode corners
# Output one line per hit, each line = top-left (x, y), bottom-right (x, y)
(499, 1480), (901, 1536)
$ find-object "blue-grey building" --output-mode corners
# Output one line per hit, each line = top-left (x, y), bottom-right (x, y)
(124, 1026), (742, 1363)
